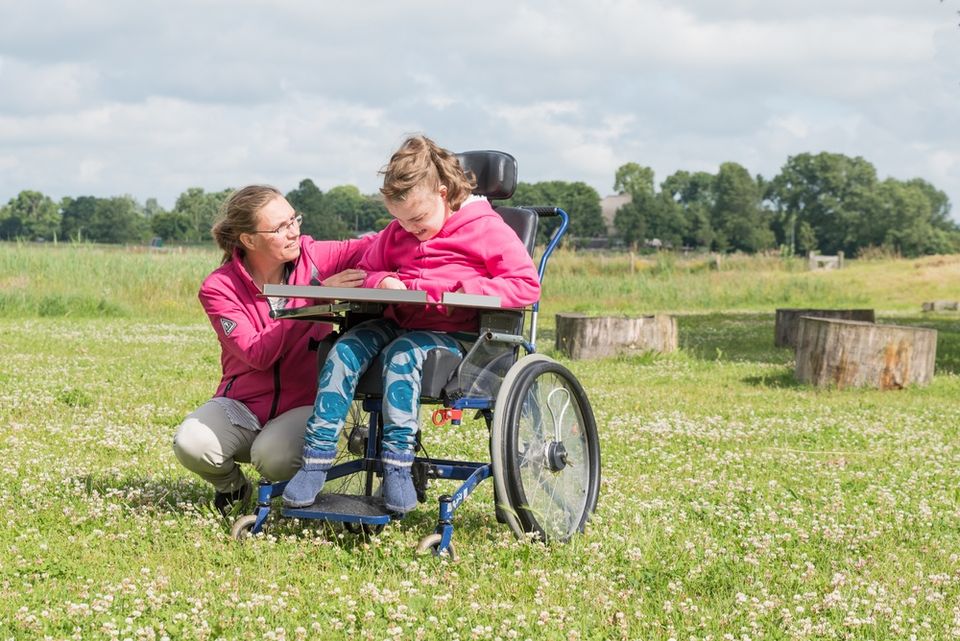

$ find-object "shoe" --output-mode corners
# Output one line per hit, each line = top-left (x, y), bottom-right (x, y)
(382, 450), (417, 514)
(282, 447), (337, 507)
(214, 480), (251, 517)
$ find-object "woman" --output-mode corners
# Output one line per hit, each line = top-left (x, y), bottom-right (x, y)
(173, 184), (374, 515)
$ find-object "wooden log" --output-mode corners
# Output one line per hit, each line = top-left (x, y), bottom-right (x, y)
(922, 300), (959, 312)
(555, 313), (677, 360)
(775, 308), (875, 348)
(794, 317), (937, 389)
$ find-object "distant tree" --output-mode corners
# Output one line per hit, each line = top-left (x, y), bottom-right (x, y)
(0, 202), (14, 239)
(150, 211), (192, 242)
(357, 195), (389, 232)
(609, 164), (659, 249)
(712, 162), (775, 252)
(549, 181), (605, 239)
(0, 190), (60, 240)
(315, 185), (359, 239)
(143, 197), (165, 218)
(873, 178), (959, 256)
(613, 195), (648, 250)
(904, 177), (954, 228)
(796, 220), (818, 254)
(641, 194), (686, 249)
(60, 195), (98, 242)
(768, 152), (878, 255)
(286, 179), (326, 238)
(662, 170), (716, 248)
(504, 180), (604, 243)
(0, 203), (9, 238)
(613, 163), (655, 197)
(88, 195), (149, 244)
(173, 187), (231, 242)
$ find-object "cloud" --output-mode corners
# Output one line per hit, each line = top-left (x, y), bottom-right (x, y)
(0, 0), (958, 218)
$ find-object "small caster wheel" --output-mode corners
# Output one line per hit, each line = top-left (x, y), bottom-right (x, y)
(415, 533), (458, 561)
(230, 514), (259, 540)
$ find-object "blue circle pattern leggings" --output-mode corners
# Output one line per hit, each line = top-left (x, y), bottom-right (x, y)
(304, 318), (464, 454)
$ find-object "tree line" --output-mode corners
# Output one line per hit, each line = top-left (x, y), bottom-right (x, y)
(0, 179), (389, 245)
(1, 151), (956, 257)
(611, 152), (958, 257)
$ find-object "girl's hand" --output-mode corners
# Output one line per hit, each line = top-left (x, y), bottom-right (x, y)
(322, 269), (366, 288)
(378, 276), (407, 290)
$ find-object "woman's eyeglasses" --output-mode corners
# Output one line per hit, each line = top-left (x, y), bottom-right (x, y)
(251, 213), (303, 236)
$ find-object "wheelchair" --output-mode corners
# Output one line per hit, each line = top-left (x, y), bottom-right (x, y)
(230, 151), (601, 558)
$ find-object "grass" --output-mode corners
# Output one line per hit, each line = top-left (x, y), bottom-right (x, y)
(2, 242), (960, 639)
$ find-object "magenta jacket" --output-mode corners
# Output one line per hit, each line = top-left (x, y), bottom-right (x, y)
(360, 199), (541, 332)
(199, 234), (374, 424)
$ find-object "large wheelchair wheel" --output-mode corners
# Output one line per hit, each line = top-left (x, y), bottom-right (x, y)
(491, 354), (600, 543)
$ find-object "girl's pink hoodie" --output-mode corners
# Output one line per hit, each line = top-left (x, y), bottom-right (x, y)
(199, 234), (373, 424)
(360, 199), (541, 332)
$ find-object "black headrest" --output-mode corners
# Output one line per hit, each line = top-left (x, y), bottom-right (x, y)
(456, 150), (517, 200)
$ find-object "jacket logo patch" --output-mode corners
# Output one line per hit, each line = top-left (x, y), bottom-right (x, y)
(220, 318), (238, 336)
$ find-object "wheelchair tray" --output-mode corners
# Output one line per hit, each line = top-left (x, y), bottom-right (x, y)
(263, 284), (429, 304)
(281, 493), (393, 524)
(262, 284), (504, 310)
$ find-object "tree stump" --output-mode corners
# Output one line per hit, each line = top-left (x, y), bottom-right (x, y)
(794, 317), (937, 389)
(555, 313), (677, 360)
(775, 308), (875, 348)
(922, 301), (959, 312)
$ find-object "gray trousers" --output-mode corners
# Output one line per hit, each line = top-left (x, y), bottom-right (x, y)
(172, 401), (309, 493)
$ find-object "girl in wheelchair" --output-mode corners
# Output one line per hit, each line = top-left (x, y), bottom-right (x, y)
(282, 135), (541, 513)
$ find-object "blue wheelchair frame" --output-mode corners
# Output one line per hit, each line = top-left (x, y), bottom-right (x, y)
(237, 207), (570, 555)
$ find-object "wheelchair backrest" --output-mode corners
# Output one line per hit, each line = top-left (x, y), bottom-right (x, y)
(457, 150), (538, 256)
(493, 207), (538, 256)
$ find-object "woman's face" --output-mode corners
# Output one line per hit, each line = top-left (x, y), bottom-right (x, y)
(386, 184), (451, 241)
(244, 195), (302, 264)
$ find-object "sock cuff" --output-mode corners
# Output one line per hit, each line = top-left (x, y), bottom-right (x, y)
(302, 447), (337, 467)
(382, 451), (415, 467)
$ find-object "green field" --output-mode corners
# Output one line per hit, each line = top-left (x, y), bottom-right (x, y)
(2, 243), (960, 640)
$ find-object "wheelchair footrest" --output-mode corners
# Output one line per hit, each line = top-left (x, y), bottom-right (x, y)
(281, 493), (393, 524)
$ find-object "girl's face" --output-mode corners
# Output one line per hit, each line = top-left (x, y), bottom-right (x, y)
(243, 195), (302, 264)
(386, 184), (451, 241)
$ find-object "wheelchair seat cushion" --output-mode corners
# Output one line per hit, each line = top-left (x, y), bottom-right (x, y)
(315, 340), (464, 399)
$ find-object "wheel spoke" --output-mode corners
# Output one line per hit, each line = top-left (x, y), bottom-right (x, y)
(323, 401), (379, 497)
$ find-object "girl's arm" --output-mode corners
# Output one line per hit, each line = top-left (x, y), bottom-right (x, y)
(359, 223), (404, 288)
(455, 222), (541, 307)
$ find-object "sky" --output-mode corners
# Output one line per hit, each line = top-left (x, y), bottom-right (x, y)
(1, 0), (959, 217)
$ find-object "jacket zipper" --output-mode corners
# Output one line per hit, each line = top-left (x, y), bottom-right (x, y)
(221, 375), (237, 397)
(269, 362), (282, 420)
(254, 293), (283, 421)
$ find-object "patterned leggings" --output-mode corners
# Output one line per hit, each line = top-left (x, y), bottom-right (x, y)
(304, 319), (464, 453)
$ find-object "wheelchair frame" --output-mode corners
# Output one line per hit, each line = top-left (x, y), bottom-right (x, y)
(230, 156), (601, 558)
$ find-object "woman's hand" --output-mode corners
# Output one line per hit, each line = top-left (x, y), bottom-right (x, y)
(378, 276), (407, 290)
(322, 269), (366, 288)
